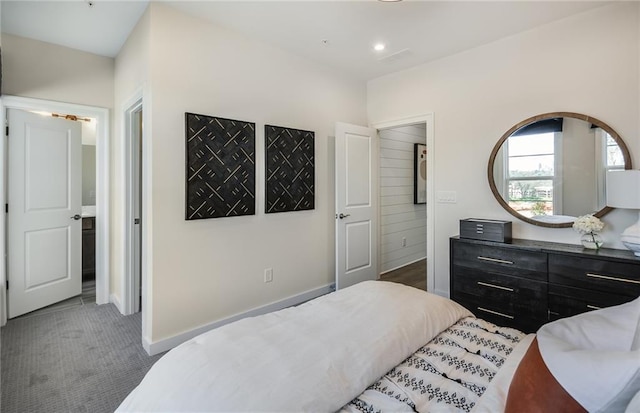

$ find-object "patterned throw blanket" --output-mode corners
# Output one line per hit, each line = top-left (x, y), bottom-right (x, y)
(339, 317), (526, 413)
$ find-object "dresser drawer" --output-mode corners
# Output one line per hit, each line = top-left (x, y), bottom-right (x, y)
(452, 268), (547, 318)
(452, 241), (547, 281)
(549, 254), (640, 298)
(548, 283), (635, 320)
(454, 296), (547, 333)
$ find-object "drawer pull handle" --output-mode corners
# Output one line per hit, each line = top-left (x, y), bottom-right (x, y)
(477, 307), (515, 319)
(586, 273), (640, 285)
(477, 256), (514, 265)
(477, 281), (514, 292)
(548, 310), (560, 317)
(586, 304), (602, 311)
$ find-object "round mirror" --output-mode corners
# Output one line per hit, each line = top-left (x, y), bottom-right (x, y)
(488, 112), (632, 228)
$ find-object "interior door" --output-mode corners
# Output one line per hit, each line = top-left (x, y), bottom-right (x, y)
(7, 109), (82, 318)
(335, 122), (378, 289)
(133, 108), (142, 313)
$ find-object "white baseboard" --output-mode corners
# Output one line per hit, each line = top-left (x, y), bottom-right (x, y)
(110, 293), (123, 314)
(433, 288), (449, 298)
(379, 256), (427, 276)
(144, 283), (334, 356)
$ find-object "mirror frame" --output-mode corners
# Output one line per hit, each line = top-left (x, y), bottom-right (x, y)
(488, 112), (633, 228)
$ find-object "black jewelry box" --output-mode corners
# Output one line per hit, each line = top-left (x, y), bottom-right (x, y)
(460, 218), (512, 243)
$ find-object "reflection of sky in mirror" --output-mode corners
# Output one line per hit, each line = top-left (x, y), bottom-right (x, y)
(508, 133), (554, 175)
(507, 133), (554, 156)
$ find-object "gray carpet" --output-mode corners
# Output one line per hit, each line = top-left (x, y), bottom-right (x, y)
(1, 303), (164, 413)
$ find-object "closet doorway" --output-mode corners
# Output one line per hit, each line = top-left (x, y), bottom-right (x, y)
(373, 115), (435, 293)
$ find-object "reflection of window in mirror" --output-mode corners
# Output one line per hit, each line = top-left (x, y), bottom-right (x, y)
(595, 130), (625, 209)
(500, 123), (562, 219)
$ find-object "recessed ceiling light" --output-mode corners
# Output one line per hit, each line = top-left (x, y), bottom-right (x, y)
(374, 43), (386, 52)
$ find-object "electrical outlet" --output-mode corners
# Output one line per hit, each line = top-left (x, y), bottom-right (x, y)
(402, 237), (407, 247)
(264, 268), (273, 283)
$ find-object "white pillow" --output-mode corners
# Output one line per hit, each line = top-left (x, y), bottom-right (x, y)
(537, 296), (640, 413)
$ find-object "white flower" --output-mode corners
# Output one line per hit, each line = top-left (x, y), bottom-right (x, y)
(572, 214), (605, 234)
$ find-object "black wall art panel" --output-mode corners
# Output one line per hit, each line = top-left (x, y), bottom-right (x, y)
(185, 113), (255, 220)
(265, 125), (315, 213)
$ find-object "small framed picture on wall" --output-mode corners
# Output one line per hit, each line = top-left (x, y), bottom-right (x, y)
(414, 143), (427, 204)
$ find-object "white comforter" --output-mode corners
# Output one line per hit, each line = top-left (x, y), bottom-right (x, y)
(117, 281), (472, 412)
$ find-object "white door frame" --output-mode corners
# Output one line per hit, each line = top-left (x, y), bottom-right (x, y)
(372, 114), (435, 293)
(123, 93), (143, 315)
(0, 95), (110, 325)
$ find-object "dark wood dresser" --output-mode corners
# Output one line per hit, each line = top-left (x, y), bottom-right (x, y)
(450, 236), (640, 333)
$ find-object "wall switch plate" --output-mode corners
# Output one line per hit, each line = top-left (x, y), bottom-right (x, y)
(402, 237), (407, 247)
(436, 191), (457, 203)
(264, 268), (273, 283)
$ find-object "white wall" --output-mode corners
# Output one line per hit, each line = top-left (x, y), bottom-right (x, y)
(368, 3), (640, 296)
(113, 8), (150, 312)
(561, 117), (596, 216)
(82, 145), (96, 206)
(379, 125), (426, 273)
(1, 34), (114, 109)
(145, 3), (367, 343)
(82, 120), (98, 207)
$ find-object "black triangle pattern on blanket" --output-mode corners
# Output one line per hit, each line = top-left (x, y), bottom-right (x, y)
(339, 317), (525, 413)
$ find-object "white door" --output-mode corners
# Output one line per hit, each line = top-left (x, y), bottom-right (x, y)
(335, 122), (378, 289)
(132, 108), (142, 313)
(7, 109), (82, 318)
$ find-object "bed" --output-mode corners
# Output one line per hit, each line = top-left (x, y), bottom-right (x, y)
(116, 281), (640, 412)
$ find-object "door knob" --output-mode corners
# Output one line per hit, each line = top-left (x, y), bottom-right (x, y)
(338, 213), (351, 219)
(71, 214), (81, 220)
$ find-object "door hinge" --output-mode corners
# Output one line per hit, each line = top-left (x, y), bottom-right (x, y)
(5, 125), (8, 137)
(5, 280), (8, 290)
(5, 204), (7, 213)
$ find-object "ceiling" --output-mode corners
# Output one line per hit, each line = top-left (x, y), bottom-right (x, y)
(1, 1), (149, 58)
(1, 1), (609, 81)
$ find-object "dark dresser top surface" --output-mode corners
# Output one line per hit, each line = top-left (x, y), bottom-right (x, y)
(451, 236), (640, 264)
